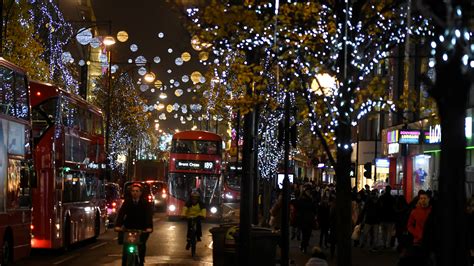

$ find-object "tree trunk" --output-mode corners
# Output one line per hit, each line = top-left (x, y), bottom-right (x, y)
(335, 122), (353, 266)
(432, 47), (470, 266)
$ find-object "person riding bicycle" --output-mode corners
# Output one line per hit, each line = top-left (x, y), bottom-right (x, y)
(182, 189), (206, 250)
(114, 183), (153, 266)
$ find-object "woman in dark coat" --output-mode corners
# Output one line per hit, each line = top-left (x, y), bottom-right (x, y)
(297, 187), (316, 253)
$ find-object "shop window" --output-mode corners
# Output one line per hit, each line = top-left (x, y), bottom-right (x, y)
(413, 155), (432, 195)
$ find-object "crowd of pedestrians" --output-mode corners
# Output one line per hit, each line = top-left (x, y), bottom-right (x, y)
(268, 181), (474, 266)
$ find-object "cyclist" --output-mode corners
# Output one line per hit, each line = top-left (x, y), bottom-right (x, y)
(115, 183), (153, 266)
(182, 189), (206, 250)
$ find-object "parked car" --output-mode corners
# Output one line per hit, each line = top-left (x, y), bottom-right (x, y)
(105, 183), (123, 227)
(146, 180), (168, 211)
(122, 181), (155, 206)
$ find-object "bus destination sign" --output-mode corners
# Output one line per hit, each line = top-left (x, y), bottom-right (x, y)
(176, 160), (214, 171)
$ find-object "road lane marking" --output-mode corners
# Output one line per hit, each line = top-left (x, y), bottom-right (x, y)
(89, 242), (108, 250)
(53, 255), (78, 265)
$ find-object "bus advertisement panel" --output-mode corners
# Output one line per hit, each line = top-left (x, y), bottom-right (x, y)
(0, 58), (34, 263)
(167, 131), (223, 219)
(30, 81), (107, 249)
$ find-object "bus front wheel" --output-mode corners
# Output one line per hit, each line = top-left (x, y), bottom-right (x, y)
(1, 234), (13, 265)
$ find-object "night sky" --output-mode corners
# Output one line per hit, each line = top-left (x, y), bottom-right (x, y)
(91, 0), (207, 131)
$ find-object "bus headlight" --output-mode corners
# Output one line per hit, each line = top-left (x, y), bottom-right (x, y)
(210, 206), (218, 214)
(168, 204), (176, 212)
(225, 193), (233, 199)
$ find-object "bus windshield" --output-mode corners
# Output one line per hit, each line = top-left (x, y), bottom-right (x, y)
(168, 173), (220, 206)
(171, 139), (220, 155)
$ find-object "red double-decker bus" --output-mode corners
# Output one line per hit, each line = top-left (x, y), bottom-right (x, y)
(0, 58), (34, 263)
(222, 162), (241, 203)
(29, 80), (107, 249)
(167, 130), (223, 219)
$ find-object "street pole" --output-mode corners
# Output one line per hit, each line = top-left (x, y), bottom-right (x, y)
(281, 90), (290, 266)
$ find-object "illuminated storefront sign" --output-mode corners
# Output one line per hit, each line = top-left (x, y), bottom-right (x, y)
(388, 143), (400, 154)
(387, 130), (399, 144)
(375, 158), (390, 168)
(399, 130), (421, 144)
(427, 117), (473, 144)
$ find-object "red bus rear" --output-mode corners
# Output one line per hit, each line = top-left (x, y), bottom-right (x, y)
(30, 81), (107, 249)
(167, 130), (223, 219)
(0, 58), (34, 263)
(222, 162), (241, 203)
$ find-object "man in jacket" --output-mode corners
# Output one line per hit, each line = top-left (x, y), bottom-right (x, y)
(407, 190), (432, 246)
(115, 183), (154, 266)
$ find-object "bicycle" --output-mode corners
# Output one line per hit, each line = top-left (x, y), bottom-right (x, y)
(187, 217), (199, 257)
(122, 229), (142, 266)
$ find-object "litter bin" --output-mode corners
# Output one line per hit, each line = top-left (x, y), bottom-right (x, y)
(249, 227), (280, 266)
(210, 223), (239, 266)
(210, 225), (279, 266)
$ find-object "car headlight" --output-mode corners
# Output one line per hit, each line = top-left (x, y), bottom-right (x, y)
(210, 206), (218, 214)
(168, 204), (176, 212)
(225, 193), (233, 199)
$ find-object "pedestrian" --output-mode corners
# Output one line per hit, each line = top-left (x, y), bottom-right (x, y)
(305, 246), (329, 266)
(328, 195), (337, 258)
(378, 185), (396, 249)
(399, 190), (432, 265)
(297, 185), (316, 253)
(317, 196), (330, 248)
(393, 195), (410, 253)
(269, 191), (282, 231)
(359, 191), (380, 250)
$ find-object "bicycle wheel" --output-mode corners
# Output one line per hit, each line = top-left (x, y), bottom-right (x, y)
(191, 237), (196, 257)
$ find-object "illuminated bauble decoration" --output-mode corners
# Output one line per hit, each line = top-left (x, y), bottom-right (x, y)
(76, 28), (93, 45)
(191, 71), (202, 84)
(174, 81), (180, 87)
(182, 75), (189, 83)
(111, 64), (118, 74)
(203, 90), (211, 98)
(135, 56), (147, 66)
(173, 103), (180, 111)
(140, 84), (149, 92)
(166, 105), (173, 113)
(199, 51), (209, 61)
(175, 58), (184, 66)
(199, 76), (206, 83)
(158, 32), (164, 38)
(90, 37), (101, 48)
(130, 44), (138, 52)
(159, 113), (167, 120)
(138, 67), (147, 76)
(154, 56), (161, 64)
(214, 59), (219, 64)
(159, 93), (167, 99)
(128, 59), (133, 63)
(191, 35), (202, 51)
(169, 79), (175, 84)
(198, 117), (202, 121)
(174, 113), (179, 119)
(168, 48), (173, 53)
(187, 115), (193, 121)
(99, 53), (107, 63)
(175, 89), (183, 97)
(154, 80), (162, 89)
(151, 88), (155, 93)
(182, 108), (188, 114)
(61, 52), (73, 63)
(181, 52), (191, 62)
(117, 31), (129, 42)
(167, 69), (172, 74)
(187, 88), (192, 92)
(78, 60), (85, 66)
(190, 104), (202, 113)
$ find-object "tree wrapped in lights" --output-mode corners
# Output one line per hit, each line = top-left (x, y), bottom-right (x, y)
(185, 1), (434, 264)
(92, 73), (152, 179)
(1, 1), (50, 79)
(416, 1), (472, 264)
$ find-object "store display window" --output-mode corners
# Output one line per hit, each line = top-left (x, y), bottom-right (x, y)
(413, 154), (432, 195)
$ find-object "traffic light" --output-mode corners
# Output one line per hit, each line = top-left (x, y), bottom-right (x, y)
(363, 162), (372, 179)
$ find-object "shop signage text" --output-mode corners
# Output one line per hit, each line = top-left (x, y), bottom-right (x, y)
(388, 143), (399, 154)
(399, 130), (421, 144)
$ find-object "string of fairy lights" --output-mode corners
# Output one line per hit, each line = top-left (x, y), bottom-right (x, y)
(186, 0), (463, 170)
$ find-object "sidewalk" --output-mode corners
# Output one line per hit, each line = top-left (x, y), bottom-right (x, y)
(286, 230), (399, 266)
